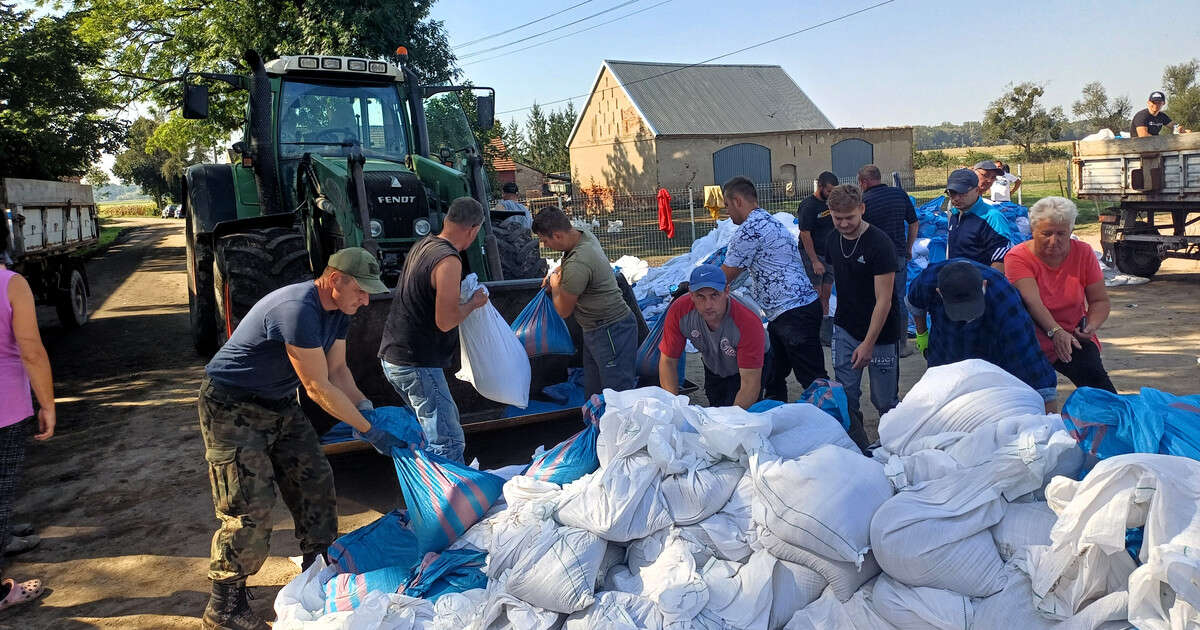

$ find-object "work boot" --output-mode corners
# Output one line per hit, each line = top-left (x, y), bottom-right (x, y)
(201, 580), (270, 630)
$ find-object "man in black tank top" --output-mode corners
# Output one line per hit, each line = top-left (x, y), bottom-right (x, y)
(378, 198), (488, 463)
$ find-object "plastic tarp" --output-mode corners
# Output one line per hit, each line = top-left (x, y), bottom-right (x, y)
(510, 289), (575, 357)
(1061, 386), (1200, 463)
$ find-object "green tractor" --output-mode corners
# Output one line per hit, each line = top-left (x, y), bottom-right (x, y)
(180, 50), (643, 445)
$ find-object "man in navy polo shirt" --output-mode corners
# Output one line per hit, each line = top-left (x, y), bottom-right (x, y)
(858, 164), (917, 356)
(945, 168), (1012, 270)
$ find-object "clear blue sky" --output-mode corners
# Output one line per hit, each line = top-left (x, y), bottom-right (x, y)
(433, 0), (1200, 130)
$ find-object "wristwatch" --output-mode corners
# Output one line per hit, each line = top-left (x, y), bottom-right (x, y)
(1046, 326), (1063, 338)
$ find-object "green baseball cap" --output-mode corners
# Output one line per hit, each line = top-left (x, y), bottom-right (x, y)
(326, 247), (389, 294)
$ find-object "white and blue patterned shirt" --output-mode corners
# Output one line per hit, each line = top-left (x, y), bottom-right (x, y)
(724, 208), (817, 321)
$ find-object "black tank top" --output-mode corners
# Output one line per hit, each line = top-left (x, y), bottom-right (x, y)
(378, 236), (461, 367)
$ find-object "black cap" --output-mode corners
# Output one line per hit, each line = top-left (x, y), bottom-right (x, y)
(972, 160), (1003, 173)
(1149, 91), (1166, 103)
(501, 182), (519, 194)
(946, 168), (979, 194)
(937, 261), (986, 322)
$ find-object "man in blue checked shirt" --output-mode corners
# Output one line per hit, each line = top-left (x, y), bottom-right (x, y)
(907, 259), (1058, 408)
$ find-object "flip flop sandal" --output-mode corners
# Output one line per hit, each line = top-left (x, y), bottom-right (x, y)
(0, 578), (43, 611)
(3, 535), (39, 556)
(9, 524), (33, 538)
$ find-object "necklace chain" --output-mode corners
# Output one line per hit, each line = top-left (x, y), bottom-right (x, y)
(839, 223), (868, 258)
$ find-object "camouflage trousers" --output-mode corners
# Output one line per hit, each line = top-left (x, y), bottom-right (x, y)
(198, 377), (337, 583)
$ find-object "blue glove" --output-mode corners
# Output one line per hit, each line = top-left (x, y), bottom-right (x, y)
(355, 425), (409, 456)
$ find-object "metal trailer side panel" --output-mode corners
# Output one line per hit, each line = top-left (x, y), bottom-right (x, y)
(1, 178), (99, 258)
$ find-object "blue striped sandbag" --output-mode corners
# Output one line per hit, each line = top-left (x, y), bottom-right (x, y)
(511, 289), (575, 357)
(393, 447), (505, 556)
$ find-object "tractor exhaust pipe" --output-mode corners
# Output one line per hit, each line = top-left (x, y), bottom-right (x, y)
(244, 50), (283, 217)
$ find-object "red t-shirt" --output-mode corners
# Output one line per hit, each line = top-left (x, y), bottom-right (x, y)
(659, 294), (765, 377)
(1004, 239), (1103, 362)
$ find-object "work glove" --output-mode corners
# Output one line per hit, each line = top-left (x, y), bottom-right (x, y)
(353, 409), (410, 456)
(914, 331), (929, 354)
(356, 399), (375, 412)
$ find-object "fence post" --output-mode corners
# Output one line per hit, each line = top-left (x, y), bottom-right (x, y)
(556, 194), (562, 210)
(1016, 164), (1023, 206)
(687, 187), (697, 243)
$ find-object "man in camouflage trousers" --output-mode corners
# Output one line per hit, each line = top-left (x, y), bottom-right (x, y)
(198, 248), (405, 630)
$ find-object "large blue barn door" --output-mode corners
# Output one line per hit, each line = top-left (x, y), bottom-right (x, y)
(713, 143), (771, 186)
(831, 138), (874, 184)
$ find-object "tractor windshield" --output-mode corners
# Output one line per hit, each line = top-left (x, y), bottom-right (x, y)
(278, 80), (409, 161)
(424, 91), (479, 172)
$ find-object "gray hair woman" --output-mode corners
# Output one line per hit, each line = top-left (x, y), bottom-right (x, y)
(1004, 196), (1116, 397)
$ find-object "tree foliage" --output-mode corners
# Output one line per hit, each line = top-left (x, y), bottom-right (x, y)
(503, 102), (576, 175)
(1162, 58), (1200, 131)
(0, 4), (125, 180)
(112, 116), (204, 207)
(1071, 81), (1132, 133)
(912, 121), (984, 150)
(983, 82), (1067, 156)
(75, 0), (458, 154)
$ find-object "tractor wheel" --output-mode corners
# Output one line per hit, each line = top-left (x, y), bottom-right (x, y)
(214, 227), (312, 344)
(186, 210), (219, 356)
(1113, 221), (1162, 278)
(492, 218), (547, 280)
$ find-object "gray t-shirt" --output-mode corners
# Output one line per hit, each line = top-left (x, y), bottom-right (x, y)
(659, 294), (766, 377)
(724, 208), (818, 320)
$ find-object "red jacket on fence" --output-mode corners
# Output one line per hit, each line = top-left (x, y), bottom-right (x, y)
(657, 188), (675, 239)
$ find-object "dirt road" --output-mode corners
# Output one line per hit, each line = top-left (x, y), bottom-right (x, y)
(3, 219), (1197, 628)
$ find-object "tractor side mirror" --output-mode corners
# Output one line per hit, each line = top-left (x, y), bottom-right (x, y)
(475, 91), (495, 131)
(183, 82), (210, 119)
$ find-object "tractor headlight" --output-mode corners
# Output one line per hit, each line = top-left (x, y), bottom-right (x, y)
(369, 220), (384, 238)
(413, 218), (431, 236)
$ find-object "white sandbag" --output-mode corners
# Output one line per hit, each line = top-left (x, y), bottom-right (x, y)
(661, 460), (745, 526)
(646, 418), (721, 475)
(760, 403), (858, 458)
(783, 584), (891, 630)
(751, 447), (893, 565)
(882, 450), (960, 492)
(1057, 591), (1131, 630)
(754, 527), (880, 602)
(870, 469), (1007, 596)
(991, 501), (1057, 562)
(870, 574), (974, 630)
(605, 532), (710, 625)
(555, 452), (673, 543)
(701, 549), (827, 630)
(501, 475), (562, 518)
(432, 589), (488, 630)
(613, 255), (650, 285)
(971, 561), (1057, 630)
(275, 556), (437, 630)
(681, 404), (774, 460)
(769, 558), (830, 630)
(1127, 544), (1199, 630)
(877, 359), (1044, 455)
(455, 274), (530, 407)
(505, 523), (607, 614)
(678, 472), (756, 562)
(1026, 543), (1137, 619)
(563, 591), (664, 630)
(596, 388), (688, 466)
(474, 578), (562, 630)
(596, 543), (627, 590)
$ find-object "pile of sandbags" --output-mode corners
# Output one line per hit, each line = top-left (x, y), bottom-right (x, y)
(276, 359), (1199, 630)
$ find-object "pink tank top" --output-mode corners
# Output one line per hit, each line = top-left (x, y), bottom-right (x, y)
(0, 270), (34, 426)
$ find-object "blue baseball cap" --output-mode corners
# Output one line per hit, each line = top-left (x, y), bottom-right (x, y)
(689, 264), (727, 293)
(945, 168), (979, 194)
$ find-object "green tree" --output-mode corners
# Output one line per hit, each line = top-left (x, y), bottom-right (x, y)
(112, 116), (203, 207)
(0, 5), (125, 180)
(83, 164), (111, 188)
(75, 0), (457, 155)
(983, 82), (1067, 157)
(1072, 81), (1132, 133)
(506, 102), (576, 174)
(1161, 58), (1200, 131)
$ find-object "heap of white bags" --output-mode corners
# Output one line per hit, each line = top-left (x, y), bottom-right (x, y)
(276, 359), (1200, 630)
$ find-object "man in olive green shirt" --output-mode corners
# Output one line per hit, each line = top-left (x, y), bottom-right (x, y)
(534, 207), (637, 396)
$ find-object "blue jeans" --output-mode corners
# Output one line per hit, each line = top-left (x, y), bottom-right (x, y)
(894, 256), (911, 342)
(581, 312), (638, 397)
(831, 324), (899, 451)
(380, 360), (464, 463)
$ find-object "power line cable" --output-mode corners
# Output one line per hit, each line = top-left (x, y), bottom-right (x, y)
(458, 0), (641, 60)
(453, 0), (595, 50)
(495, 0), (896, 116)
(463, 0), (672, 67)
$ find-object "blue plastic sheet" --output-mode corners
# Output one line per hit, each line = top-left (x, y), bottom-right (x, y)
(392, 447), (505, 556)
(402, 549), (488, 601)
(326, 510), (419, 575)
(511, 289), (575, 357)
(1061, 386), (1200, 464)
(747, 399), (785, 413)
(798, 378), (851, 431)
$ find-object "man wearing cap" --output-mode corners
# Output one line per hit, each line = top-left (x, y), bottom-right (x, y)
(658, 265), (766, 409)
(380, 197), (490, 465)
(1131, 91), (1174, 137)
(494, 181), (533, 228)
(972, 160), (1004, 200)
(199, 247), (401, 630)
(906, 258), (1057, 406)
(945, 168), (1013, 270)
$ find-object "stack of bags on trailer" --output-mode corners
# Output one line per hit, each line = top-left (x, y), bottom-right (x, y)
(275, 358), (1200, 630)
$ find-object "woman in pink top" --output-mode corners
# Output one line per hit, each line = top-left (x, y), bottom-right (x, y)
(1005, 196), (1116, 397)
(0, 234), (55, 610)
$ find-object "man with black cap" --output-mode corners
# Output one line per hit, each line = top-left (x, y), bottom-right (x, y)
(494, 181), (533, 228)
(906, 258), (1057, 407)
(972, 160), (1004, 199)
(658, 264), (766, 409)
(199, 247), (403, 630)
(1131, 91), (1174, 137)
(945, 168), (1013, 270)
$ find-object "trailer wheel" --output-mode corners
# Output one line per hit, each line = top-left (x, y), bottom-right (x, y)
(214, 227), (312, 344)
(492, 218), (547, 280)
(1113, 222), (1162, 278)
(55, 268), (88, 328)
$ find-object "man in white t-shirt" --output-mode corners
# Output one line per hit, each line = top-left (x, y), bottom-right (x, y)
(990, 161), (1021, 203)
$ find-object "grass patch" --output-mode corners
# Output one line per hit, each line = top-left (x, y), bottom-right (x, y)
(98, 200), (158, 217)
(80, 219), (126, 258)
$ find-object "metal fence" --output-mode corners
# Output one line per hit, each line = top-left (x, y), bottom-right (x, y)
(518, 181), (811, 264)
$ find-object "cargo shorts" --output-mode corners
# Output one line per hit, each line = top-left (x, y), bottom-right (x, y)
(198, 377), (337, 583)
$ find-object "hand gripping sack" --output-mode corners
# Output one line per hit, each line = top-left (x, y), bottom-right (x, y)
(455, 273), (530, 407)
(363, 406), (428, 451)
(511, 288), (575, 357)
(393, 446), (505, 556)
(523, 413), (601, 485)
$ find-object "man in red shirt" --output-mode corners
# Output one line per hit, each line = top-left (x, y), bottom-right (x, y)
(658, 264), (765, 408)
